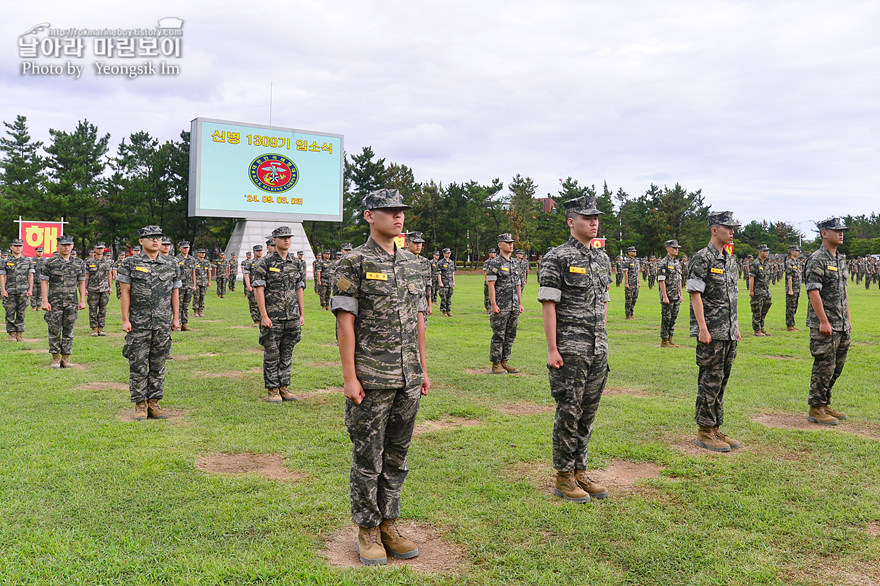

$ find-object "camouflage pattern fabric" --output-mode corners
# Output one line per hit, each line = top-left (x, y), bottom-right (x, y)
(622, 257), (640, 317)
(242, 257), (261, 321)
(30, 256), (45, 307)
(41, 256), (87, 354)
(317, 259), (333, 307)
(86, 256), (113, 329)
(215, 259), (228, 296)
(808, 329), (849, 407)
(312, 259), (320, 293)
(193, 285), (207, 313)
(44, 304), (78, 354)
(228, 259), (237, 291)
(437, 258), (455, 312)
(483, 257), (491, 310)
(486, 254), (521, 362)
(123, 329), (172, 402)
(3, 294), (29, 333)
(114, 258), (124, 300)
(259, 320), (302, 388)
(624, 286), (639, 318)
(785, 257), (801, 327)
(749, 257), (772, 331)
(519, 257), (530, 290)
(177, 254), (197, 324)
(660, 299), (680, 339)
(87, 292), (110, 329)
(694, 340), (737, 427)
(548, 355), (609, 471)
(430, 258), (440, 302)
(1, 255), (35, 333)
(193, 260), (210, 312)
(658, 254), (682, 338)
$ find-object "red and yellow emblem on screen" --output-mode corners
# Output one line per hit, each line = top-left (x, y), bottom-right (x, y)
(249, 154), (299, 193)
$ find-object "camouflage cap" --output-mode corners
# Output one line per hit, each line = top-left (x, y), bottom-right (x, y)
(138, 225), (163, 238)
(265, 239), (275, 247)
(442, 247), (451, 254)
(816, 217), (848, 231)
(252, 244), (263, 251)
(58, 235), (74, 245)
(178, 241), (191, 248)
(341, 243), (352, 250)
(132, 245), (141, 251)
(296, 250), (303, 255)
(788, 244), (801, 252)
(245, 251), (252, 256)
(664, 239), (681, 248)
(161, 237), (172, 245)
(497, 233), (514, 243)
(707, 211), (740, 227)
(515, 249), (524, 255)
(196, 248), (207, 253)
(563, 195), (603, 216)
(433, 250), (440, 255)
(627, 246), (637, 252)
(322, 249), (331, 254)
(35, 246), (43, 252)
(10, 238), (24, 246)
(408, 232), (425, 243)
(488, 248), (497, 254)
(94, 241), (106, 248)
(757, 244), (770, 252)
(71, 250), (78, 256)
(362, 188), (411, 211)
(272, 226), (293, 238)
(336, 251), (343, 257)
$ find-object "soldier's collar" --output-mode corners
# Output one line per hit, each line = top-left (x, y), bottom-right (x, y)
(567, 236), (593, 255)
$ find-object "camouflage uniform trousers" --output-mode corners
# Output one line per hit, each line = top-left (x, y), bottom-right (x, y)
(246, 290), (260, 322)
(808, 329), (850, 407)
(750, 293), (772, 332)
(3, 293), (28, 333)
(431, 278), (439, 303)
(695, 340), (737, 428)
(30, 290), (41, 308)
(660, 298), (681, 339)
(87, 292), (110, 329)
(866, 274), (874, 290)
(193, 285), (207, 313)
(228, 274), (236, 291)
(44, 302), (78, 354)
(259, 319), (302, 389)
(489, 310), (519, 363)
(123, 328), (172, 402)
(785, 291), (800, 328)
(319, 283), (332, 308)
(115, 280), (122, 300)
(550, 353), (609, 472)
(483, 283), (490, 310)
(648, 274), (656, 289)
(179, 287), (193, 324)
(624, 287), (639, 317)
(216, 276), (227, 297)
(438, 286), (453, 312)
(346, 384), (421, 527)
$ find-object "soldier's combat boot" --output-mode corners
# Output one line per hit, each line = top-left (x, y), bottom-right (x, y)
(554, 470), (591, 503)
(50, 353), (61, 368)
(379, 519), (419, 559)
(97, 327), (106, 336)
(147, 398), (169, 419)
(761, 329), (771, 337)
(574, 470), (609, 499)
(278, 386), (297, 401)
(823, 405), (848, 420)
(267, 387), (282, 403)
(786, 326), (799, 332)
(713, 427), (741, 449)
(661, 338), (672, 348)
(696, 426), (731, 452)
(501, 360), (518, 373)
(667, 335), (679, 347)
(753, 330), (764, 337)
(491, 362), (506, 375)
(8, 333), (17, 341)
(808, 406), (838, 426)
(16, 332), (24, 341)
(133, 401), (148, 421)
(181, 323), (192, 331)
(90, 328), (99, 337)
(357, 525), (387, 566)
(60, 354), (74, 368)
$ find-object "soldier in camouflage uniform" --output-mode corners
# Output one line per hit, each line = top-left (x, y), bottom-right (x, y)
(214, 252), (229, 298)
(405, 232), (433, 317)
(294, 251), (307, 292)
(538, 195), (611, 503)
(487, 234), (524, 374)
(176, 242), (196, 331)
(784, 245), (802, 331)
(228, 254), (237, 292)
(614, 255), (623, 287)
(118, 226), (181, 421)
(243, 245), (263, 325)
(430, 251), (441, 303)
(515, 249), (529, 292)
(482, 249), (496, 312)
(113, 252), (126, 300)
(622, 246), (640, 319)
(85, 242), (114, 336)
(437, 248), (455, 316)
(331, 188), (429, 566)
(192, 249), (211, 316)
(647, 256), (657, 289)
(686, 211), (742, 453)
(30, 246), (45, 310)
(1, 238), (35, 341)
(40, 235), (87, 367)
(749, 244), (773, 336)
(804, 218), (852, 426)
(316, 250), (333, 309)
(253, 227), (305, 403)
(658, 239), (683, 348)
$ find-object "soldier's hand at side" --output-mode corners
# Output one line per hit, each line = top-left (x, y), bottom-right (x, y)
(344, 379), (365, 404)
(122, 320), (132, 333)
(171, 318), (180, 331)
(819, 321), (832, 336)
(77, 300), (86, 310)
(299, 314), (304, 327)
(421, 372), (430, 396)
(1, 289), (7, 298)
(261, 316), (273, 328)
(547, 349), (564, 369)
(42, 302), (51, 311)
(491, 304), (500, 314)
(519, 304), (525, 313)
(662, 296), (669, 304)
(698, 327), (712, 345)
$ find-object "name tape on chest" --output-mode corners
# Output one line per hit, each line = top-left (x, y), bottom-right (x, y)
(827, 265), (838, 272)
(710, 267), (724, 274)
(135, 266), (149, 273)
(568, 266), (587, 274)
(269, 267), (281, 272)
(366, 272), (388, 281)
(668, 265), (674, 270)
(501, 266), (510, 272)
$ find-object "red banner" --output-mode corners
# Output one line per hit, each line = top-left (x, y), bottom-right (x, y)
(724, 243), (734, 255)
(19, 221), (64, 257)
(589, 238), (606, 249)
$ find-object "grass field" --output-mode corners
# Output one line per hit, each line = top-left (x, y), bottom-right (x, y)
(1, 273), (878, 585)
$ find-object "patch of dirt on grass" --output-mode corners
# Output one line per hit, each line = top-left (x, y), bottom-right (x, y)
(23, 348), (46, 354)
(497, 402), (554, 416)
(321, 343), (339, 348)
(766, 355), (799, 360)
(20, 337), (41, 343)
(102, 332), (125, 338)
(503, 459), (668, 499)
(867, 523), (880, 538)
(668, 434), (749, 457)
(604, 387), (652, 398)
(414, 417), (481, 435)
(309, 361), (340, 368)
(193, 370), (253, 379)
(295, 387), (343, 400)
(464, 367), (527, 375)
(753, 413), (880, 441)
(231, 325), (257, 329)
(321, 521), (467, 573)
(76, 382), (128, 391)
(196, 453), (302, 482)
(116, 408), (190, 424)
(172, 352), (221, 362)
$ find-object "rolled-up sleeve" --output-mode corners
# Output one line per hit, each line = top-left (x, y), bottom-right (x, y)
(331, 257), (360, 316)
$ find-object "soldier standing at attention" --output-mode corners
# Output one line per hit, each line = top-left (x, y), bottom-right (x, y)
(784, 245), (802, 332)
(215, 252), (229, 298)
(437, 248), (456, 316)
(1, 238), (35, 341)
(647, 256), (657, 289)
(331, 188), (429, 566)
(294, 251), (307, 291)
(228, 254), (237, 292)
(482, 249), (497, 313)
(538, 195), (611, 504)
(30, 246), (45, 310)
(516, 249), (529, 292)
(113, 252), (126, 300)
(176, 242), (196, 331)
(118, 226), (181, 421)
(658, 239), (683, 348)
(487, 233), (524, 374)
(316, 250), (332, 310)
(804, 218), (852, 426)
(192, 249), (211, 317)
(40, 234), (87, 368)
(622, 246), (640, 319)
(430, 251), (441, 304)
(405, 232), (433, 317)
(252, 227), (305, 404)
(243, 250), (253, 297)
(749, 244), (772, 336)
(85, 242), (113, 337)
(686, 211), (741, 453)
(243, 245), (263, 325)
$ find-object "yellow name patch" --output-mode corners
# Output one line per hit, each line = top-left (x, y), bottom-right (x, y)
(501, 267), (510, 272)
(569, 266), (586, 274)
(668, 265), (674, 270)
(135, 266), (149, 273)
(827, 265), (838, 272)
(366, 272), (388, 281)
(269, 267), (281, 272)
(710, 267), (724, 274)
(759, 267), (764, 270)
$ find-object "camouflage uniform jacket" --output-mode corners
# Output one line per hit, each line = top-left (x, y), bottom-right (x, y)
(0, 256), (35, 294)
(537, 237), (612, 357)
(294, 258), (306, 280)
(686, 243), (739, 339)
(519, 258), (529, 286)
(331, 238), (426, 390)
(622, 257), (640, 288)
(117, 253), (181, 330)
(804, 245), (849, 331)
(657, 255), (682, 300)
(437, 258), (455, 286)
(86, 256), (114, 293)
(213, 259), (229, 278)
(241, 258), (253, 281)
(486, 255), (520, 311)
(416, 255), (432, 293)
(178, 254), (197, 287)
(250, 252), (305, 321)
(194, 260), (211, 285)
(785, 257), (802, 290)
(40, 256), (87, 305)
(749, 257), (771, 295)
(228, 259), (238, 276)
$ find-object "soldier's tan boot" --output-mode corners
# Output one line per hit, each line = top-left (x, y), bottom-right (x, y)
(50, 353), (61, 368)
(267, 387), (282, 403)
(60, 354), (74, 368)
(713, 427), (741, 449)
(667, 335), (679, 347)
(808, 406), (838, 426)
(8, 333), (17, 342)
(181, 323), (192, 331)
(491, 362), (506, 375)
(554, 470), (591, 503)
(147, 398), (169, 419)
(761, 329), (771, 337)
(753, 330), (764, 337)
(357, 525), (387, 566)
(133, 401), (148, 421)
(660, 338), (672, 348)
(501, 360), (518, 373)
(90, 328), (99, 337)
(16, 332), (24, 341)
(786, 326), (799, 332)
(379, 519), (419, 559)
(278, 386), (297, 401)
(823, 405), (848, 420)
(97, 327), (107, 336)
(696, 426), (731, 452)
(574, 470), (609, 499)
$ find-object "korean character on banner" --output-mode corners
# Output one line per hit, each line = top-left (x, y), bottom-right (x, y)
(227, 132), (240, 144)
(159, 37), (182, 57)
(321, 142), (333, 154)
(295, 139), (308, 151)
(18, 37), (39, 58)
(39, 37), (62, 58)
(93, 37), (113, 57)
(61, 37), (85, 58)
(308, 141), (321, 152)
(137, 37), (159, 57)
(211, 131), (226, 143)
(115, 38), (136, 58)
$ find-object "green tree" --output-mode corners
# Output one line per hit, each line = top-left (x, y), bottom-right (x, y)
(341, 146), (386, 246)
(508, 174), (540, 251)
(0, 115), (45, 242)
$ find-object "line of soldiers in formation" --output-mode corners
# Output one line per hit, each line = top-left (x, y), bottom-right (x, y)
(0, 191), (863, 566)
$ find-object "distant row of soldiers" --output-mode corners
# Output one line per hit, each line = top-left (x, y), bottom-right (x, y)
(848, 256), (880, 288)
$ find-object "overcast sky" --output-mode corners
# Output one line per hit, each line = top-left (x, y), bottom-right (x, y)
(3, 0), (878, 231)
